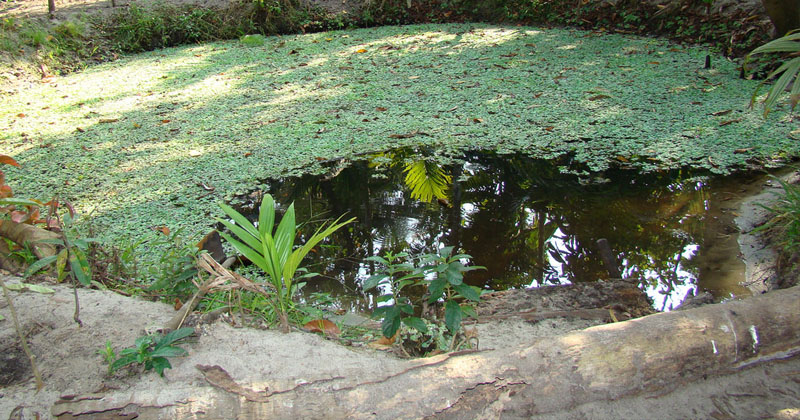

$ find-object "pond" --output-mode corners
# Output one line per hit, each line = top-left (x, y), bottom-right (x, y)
(230, 147), (763, 312)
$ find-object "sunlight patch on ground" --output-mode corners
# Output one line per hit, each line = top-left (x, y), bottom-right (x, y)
(0, 23), (796, 250)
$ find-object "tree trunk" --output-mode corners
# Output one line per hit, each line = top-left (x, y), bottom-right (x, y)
(48, 0), (56, 16)
(54, 286), (800, 419)
(762, 0), (800, 37)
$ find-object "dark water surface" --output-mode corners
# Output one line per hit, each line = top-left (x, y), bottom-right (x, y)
(234, 148), (761, 312)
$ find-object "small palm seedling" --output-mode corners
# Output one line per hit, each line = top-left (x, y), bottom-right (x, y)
(216, 194), (355, 332)
(746, 30), (800, 117)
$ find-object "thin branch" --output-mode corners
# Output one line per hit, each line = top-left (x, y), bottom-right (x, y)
(0, 277), (43, 390)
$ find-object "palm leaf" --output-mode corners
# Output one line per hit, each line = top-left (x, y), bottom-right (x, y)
(403, 160), (451, 202)
(747, 31), (800, 116)
(218, 203), (258, 238)
(217, 231), (269, 272)
(258, 194), (276, 239)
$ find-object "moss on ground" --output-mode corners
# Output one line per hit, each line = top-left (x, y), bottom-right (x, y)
(1, 23), (797, 247)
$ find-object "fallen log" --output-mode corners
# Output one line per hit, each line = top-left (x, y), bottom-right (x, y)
(0, 220), (60, 273)
(53, 286), (800, 419)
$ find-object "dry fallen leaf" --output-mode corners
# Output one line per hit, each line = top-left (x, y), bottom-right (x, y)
(355, 48), (367, 53)
(0, 155), (20, 167)
(719, 118), (742, 126)
(154, 226), (171, 236)
(367, 331), (399, 349)
(303, 319), (341, 336)
(588, 94), (611, 101)
(376, 107), (388, 112)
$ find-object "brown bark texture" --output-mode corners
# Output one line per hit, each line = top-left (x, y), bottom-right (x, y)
(762, 0), (800, 36)
(0, 220), (59, 272)
(54, 286), (800, 419)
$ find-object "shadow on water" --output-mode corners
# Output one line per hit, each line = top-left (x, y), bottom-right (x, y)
(232, 147), (760, 312)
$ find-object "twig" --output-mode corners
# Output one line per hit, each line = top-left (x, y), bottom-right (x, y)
(53, 208), (82, 326)
(0, 277), (44, 390)
(163, 255), (242, 332)
(72, 281), (82, 327)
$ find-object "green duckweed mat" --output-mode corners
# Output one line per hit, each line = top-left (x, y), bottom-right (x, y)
(2, 23), (798, 244)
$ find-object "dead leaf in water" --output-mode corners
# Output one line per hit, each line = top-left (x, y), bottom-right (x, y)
(197, 182), (215, 191)
(719, 118), (741, 126)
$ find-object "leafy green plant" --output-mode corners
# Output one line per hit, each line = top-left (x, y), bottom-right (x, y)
(754, 176), (800, 253)
(145, 228), (200, 300)
(24, 208), (95, 285)
(364, 251), (427, 338)
(109, 328), (193, 377)
(419, 246), (483, 333)
(107, 236), (145, 282)
(746, 30), (800, 117)
(3, 238), (37, 267)
(365, 247), (484, 340)
(216, 194), (355, 332)
(97, 340), (117, 375)
(396, 317), (476, 356)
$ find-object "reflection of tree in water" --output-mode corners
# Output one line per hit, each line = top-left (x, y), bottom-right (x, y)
(257, 148), (712, 311)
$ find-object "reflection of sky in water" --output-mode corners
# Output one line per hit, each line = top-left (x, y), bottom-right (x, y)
(527, 227), (700, 311)
(256, 150), (752, 312)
